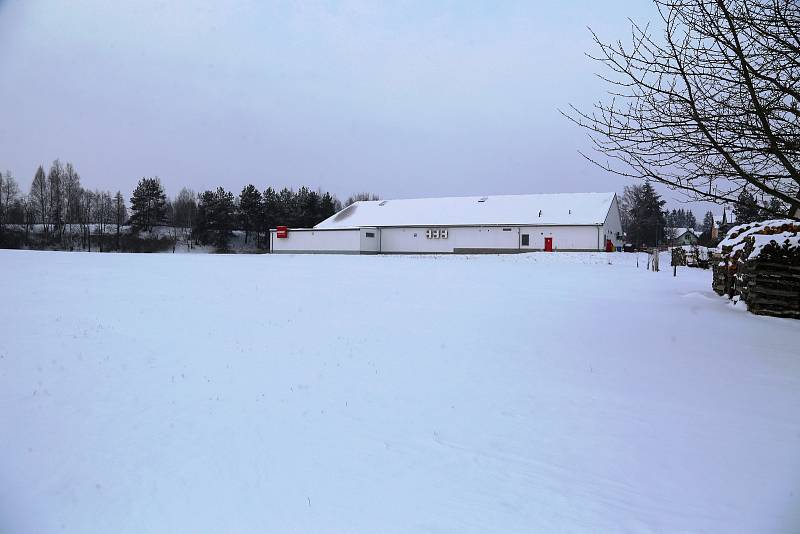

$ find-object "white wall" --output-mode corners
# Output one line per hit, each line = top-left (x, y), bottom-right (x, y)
(379, 226), (520, 253)
(518, 225), (600, 251)
(271, 224), (609, 253)
(602, 195), (624, 249)
(270, 229), (362, 253)
(359, 228), (381, 253)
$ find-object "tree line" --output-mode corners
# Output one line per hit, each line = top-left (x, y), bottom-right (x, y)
(0, 160), (377, 251)
(0, 162), (127, 251)
(617, 182), (778, 248)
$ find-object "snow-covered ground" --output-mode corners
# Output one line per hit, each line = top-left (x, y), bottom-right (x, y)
(1, 250), (799, 533)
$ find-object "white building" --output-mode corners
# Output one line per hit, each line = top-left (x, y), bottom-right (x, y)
(270, 192), (623, 254)
(669, 227), (701, 246)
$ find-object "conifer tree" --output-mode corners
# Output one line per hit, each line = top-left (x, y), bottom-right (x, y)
(702, 211), (714, 234)
(238, 184), (262, 244)
(627, 182), (667, 247)
(129, 177), (167, 232)
(760, 198), (785, 220)
(262, 187), (280, 235)
(685, 210), (697, 230)
(195, 187), (236, 249)
(320, 192), (337, 221)
(733, 190), (760, 224)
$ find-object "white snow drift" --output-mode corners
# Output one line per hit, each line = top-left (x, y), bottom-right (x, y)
(0, 250), (799, 533)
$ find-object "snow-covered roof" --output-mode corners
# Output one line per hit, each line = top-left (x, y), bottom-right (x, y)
(671, 227), (701, 238)
(315, 192), (617, 229)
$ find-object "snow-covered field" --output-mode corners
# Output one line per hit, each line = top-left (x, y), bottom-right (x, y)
(1, 250), (799, 533)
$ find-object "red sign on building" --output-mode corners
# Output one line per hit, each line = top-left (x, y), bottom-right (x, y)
(276, 226), (288, 238)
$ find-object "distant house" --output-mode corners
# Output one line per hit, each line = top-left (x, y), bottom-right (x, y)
(270, 192), (623, 254)
(670, 228), (701, 246)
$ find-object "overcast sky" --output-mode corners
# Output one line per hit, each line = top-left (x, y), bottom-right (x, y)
(0, 1), (710, 210)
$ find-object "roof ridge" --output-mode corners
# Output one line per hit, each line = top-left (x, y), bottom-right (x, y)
(358, 192), (615, 203)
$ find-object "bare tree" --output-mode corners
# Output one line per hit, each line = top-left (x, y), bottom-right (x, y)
(92, 190), (114, 252)
(0, 171), (20, 232)
(565, 0), (800, 219)
(165, 199), (180, 253)
(63, 163), (82, 243)
(30, 166), (50, 238)
(48, 160), (65, 243)
(114, 191), (126, 251)
(81, 189), (94, 251)
(174, 188), (197, 250)
(344, 192), (380, 207)
(23, 196), (35, 245)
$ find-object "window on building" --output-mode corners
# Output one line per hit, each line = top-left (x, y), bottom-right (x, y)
(521, 234), (529, 246)
(502, 228), (512, 231)
(365, 232), (375, 238)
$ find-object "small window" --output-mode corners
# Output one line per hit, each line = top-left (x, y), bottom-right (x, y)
(365, 232), (375, 238)
(502, 228), (512, 232)
(521, 234), (529, 246)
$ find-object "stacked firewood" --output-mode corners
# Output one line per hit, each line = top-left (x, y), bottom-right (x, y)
(737, 261), (800, 318)
(711, 252), (733, 296)
(714, 220), (800, 318)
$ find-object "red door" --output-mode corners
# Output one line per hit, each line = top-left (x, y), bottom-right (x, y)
(544, 237), (553, 252)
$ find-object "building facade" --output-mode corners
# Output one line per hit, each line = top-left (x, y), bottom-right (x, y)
(670, 228), (701, 246)
(270, 192), (623, 254)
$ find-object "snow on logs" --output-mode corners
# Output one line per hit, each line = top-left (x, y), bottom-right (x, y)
(713, 219), (800, 318)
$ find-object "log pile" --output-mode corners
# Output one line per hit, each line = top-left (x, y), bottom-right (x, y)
(714, 219), (800, 319)
(711, 252), (733, 296)
(737, 261), (800, 318)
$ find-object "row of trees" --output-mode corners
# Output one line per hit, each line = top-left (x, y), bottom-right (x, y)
(619, 183), (720, 247)
(0, 162), (127, 250)
(733, 189), (786, 225)
(1, 160), (379, 251)
(619, 179), (790, 248)
(665, 208), (697, 230)
(127, 178), (347, 249)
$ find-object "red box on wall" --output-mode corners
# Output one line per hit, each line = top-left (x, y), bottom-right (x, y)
(276, 226), (288, 238)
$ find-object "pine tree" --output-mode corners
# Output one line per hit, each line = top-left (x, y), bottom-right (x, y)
(320, 192), (337, 221)
(733, 190), (760, 224)
(685, 210), (697, 230)
(627, 182), (666, 247)
(760, 198), (785, 220)
(303, 189), (321, 227)
(239, 184), (262, 244)
(262, 187), (280, 234)
(702, 211), (714, 234)
(195, 187), (236, 249)
(277, 188), (295, 227)
(129, 177), (167, 232)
